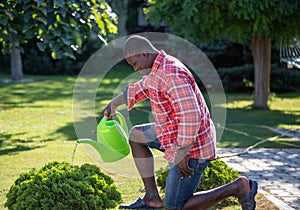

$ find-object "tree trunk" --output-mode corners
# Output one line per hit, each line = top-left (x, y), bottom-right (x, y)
(10, 41), (23, 81)
(250, 36), (271, 109)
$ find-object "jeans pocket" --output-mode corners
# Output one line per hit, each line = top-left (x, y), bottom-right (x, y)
(194, 159), (210, 175)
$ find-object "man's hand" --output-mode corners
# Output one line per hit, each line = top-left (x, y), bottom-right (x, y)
(101, 100), (118, 119)
(175, 156), (194, 179)
(174, 144), (194, 178)
(101, 93), (125, 119)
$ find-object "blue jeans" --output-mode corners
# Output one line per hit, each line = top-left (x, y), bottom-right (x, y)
(142, 123), (210, 209)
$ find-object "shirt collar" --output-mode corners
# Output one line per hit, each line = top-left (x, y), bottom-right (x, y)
(151, 50), (166, 72)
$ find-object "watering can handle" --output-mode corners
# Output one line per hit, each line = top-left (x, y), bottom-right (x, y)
(115, 111), (129, 136)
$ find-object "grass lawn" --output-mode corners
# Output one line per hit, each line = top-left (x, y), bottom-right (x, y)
(0, 66), (299, 209)
(220, 93), (300, 148)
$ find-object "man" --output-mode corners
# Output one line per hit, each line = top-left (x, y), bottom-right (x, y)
(101, 35), (257, 210)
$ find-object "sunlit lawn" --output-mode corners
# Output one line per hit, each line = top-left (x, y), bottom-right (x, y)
(219, 93), (300, 148)
(0, 64), (298, 209)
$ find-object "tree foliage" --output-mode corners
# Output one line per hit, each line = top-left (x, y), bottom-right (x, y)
(145, 0), (299, 45)
(0, 0), (118, 59)
(145, 0), (300, 109)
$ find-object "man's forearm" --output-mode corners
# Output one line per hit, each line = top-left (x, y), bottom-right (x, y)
(112, 93), (126, 107)
(102, 93), (126, 118)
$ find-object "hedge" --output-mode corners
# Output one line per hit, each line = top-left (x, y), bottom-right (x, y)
(5, 162), (122, 210)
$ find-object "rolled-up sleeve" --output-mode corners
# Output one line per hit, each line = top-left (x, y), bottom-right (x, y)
(166, 76), (201, 150)
(126, 76), (149, 111)
(123, 85), (129, 105)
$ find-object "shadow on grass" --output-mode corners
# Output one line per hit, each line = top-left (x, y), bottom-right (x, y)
(226, 107), (299, 126)
(0, 73), (127, 110)
(0, 76), (77, 109)
(54, 118), (94, 141)
(0, 132), (51, 155)
(0, 145), (44, 155)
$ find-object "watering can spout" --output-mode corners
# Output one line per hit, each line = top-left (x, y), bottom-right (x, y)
(76, 111), (130, 162)
(77, 138), (129, 162)
(76, 139), (102, 150)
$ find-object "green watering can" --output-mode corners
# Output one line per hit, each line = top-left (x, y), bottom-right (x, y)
(77, 112), (130, 162)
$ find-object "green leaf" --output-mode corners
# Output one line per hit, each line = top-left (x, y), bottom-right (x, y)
(63, 46), (75, 59)
(25, 28), (35, 39)
(54, 0), (65, 8)
(45, 3), (54, 13)
(10, 31), (19, 43)
(36, 7), (47, 16)
(51, 29), (61, 37)
(36, 0), (44, 7)
(61, 37), (71, 45)
(75, 38), (82, 48)
(38, 28), (43, 36)
(0, 14), (8, 25)
(49, 41), (60, 51)
(24, 11), (32, 23)
(22, 2), (32, 11)
(71, 30), (82, 47)
(35, 17), (47, 25)
(69, 19), (77, 28)
(46, 16), (56, 25)
(38, 23), (46, 32)
(51, 50), (63, 59)
(22, 22), (33, 32)
(57, 7), (68, 18)
(36, 42), (46, 51)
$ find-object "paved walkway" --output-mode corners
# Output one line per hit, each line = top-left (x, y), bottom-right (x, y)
(218, 148), (300, 210)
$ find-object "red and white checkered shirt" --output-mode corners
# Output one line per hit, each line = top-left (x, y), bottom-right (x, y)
(126, 51), (217, 163)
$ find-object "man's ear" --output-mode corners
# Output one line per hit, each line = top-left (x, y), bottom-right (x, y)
(140, 51), (148, 58)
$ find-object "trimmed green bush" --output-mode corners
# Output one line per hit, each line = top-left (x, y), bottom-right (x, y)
(156, 158), (240, 206)
(198, 158), (240, 191)
(5, 162), (122, 210)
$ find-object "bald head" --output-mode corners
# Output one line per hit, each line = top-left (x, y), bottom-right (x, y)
(123, 35), (159, 58)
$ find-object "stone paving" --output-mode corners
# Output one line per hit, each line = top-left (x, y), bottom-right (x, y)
(218, 148), (300, 210)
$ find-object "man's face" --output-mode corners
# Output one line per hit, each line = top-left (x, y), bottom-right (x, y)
(126, 53), (152, 75)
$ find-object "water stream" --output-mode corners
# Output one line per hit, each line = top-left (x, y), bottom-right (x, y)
(72, 143), (79, 165)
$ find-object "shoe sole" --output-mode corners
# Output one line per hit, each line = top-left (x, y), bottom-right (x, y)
(250, 180), (258, 209)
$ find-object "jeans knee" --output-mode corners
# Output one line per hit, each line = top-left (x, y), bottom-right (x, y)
(128, 126), (137, 141)
(128, 126), (146, 145)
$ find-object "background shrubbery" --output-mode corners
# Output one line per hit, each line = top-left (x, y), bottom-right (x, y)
(270, 67), (300, 92)
(217, 64), (300, 93)
(217, 64), (254, 93)
(5, 162), (122, 210)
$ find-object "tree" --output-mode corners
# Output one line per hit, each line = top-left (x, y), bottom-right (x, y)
(0, 0), (117, 81)
(145, 0), (300, 109)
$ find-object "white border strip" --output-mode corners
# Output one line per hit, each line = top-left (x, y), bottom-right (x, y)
(258, 189), (296, 210)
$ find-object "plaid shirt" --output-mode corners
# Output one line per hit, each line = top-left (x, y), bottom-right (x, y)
(126, 51), (217, 163)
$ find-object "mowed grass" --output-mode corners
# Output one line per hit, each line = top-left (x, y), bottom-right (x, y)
(219, 93), (300, 148)
(0, 64), (298, 209)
